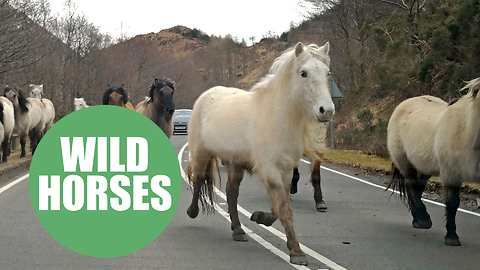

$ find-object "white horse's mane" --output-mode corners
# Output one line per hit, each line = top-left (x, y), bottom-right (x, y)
(248, 43), (331, 160)
(462, 77), (480, 98)
(250, 43), (330, 92)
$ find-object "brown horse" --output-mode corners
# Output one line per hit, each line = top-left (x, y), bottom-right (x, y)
(387, 77), (480, 246)
(135, 78), (175, 138)
(102, 86), (135, 110)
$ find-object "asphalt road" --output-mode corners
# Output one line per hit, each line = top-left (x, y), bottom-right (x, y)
(1, 135), (479, 269)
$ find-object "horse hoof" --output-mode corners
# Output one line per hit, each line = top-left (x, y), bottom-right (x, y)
(316, 201), (327, 212)
(250, 211), (277, 226)
(290, 185), (298, 194)
(187, 205), (199, 219)
(290, 255), (308, 266)
(445, 237), (461, 246)
(232, 233), (248, 242)
(412, 218), (432, 229)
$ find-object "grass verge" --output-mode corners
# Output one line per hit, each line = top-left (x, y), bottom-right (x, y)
(322, 148), (480, 193)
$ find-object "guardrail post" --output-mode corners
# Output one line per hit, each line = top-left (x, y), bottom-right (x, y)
(11, 134), (17, 150)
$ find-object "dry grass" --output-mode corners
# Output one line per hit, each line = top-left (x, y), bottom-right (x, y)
(322, 148), (392, 172)
(322, 148), (480, 192)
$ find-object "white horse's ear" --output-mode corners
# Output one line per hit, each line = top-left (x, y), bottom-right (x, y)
(295, 42), (304, 57)
(319, 42), (330, 55)
(39, 84), (44, 93)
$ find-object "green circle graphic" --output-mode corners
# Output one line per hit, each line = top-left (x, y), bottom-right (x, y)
(29, 106), (181, 258)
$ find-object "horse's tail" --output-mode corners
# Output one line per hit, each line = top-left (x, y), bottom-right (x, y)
(386, 163), (409, 206)
(0, 101), (4, 125)
(187, 156), (220, 214)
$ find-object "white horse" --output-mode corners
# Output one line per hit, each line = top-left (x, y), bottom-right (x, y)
(388, 77), (480, 246)
(186, 42), (334, 266)
(0, 96), (15, 163)
(30, 84), (55, 134)
(5, 86), (45, 157)
(74, 97), (89, 111)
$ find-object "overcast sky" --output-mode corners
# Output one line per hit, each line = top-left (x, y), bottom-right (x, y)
(48, 0), (314, 45)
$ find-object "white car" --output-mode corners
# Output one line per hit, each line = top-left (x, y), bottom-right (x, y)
(172, 109), (192, 134)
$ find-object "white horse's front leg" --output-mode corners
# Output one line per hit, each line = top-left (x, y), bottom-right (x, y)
(251, 166), (307, 266)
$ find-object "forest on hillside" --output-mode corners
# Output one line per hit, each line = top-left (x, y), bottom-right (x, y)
(2, 0), (480, 156)
(294, 0), (480, 156)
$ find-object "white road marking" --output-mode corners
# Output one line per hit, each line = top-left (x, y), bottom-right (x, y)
(0, 173), (29, 195)
(300, 159), (480, 218)
(179, 143), (347, 270)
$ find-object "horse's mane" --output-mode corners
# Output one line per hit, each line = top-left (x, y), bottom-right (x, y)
(103, 87), (128, 105)
(5, 86), (29, 113)
(148, 77), (175, 102)
(250, 43), (330, 92)
(17, 88), (30, 113)
(463, 77), (480, 98)
(269, 44), (330, 75)
(250, 43), (331, 161)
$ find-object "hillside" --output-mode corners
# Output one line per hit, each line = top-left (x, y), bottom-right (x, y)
(4, 0), (480, 157)
(90, 26), (291, 110)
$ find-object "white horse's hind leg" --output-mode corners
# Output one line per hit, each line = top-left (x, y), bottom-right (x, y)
(311, 160), (327, 211)
(226, 163), (247, 241)
(19, 133), (27, 158)
(1, 134), (10, 162)
(186, 150), (216, 218)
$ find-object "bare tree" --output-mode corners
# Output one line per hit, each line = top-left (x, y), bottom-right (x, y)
(378, 0), (428, 22)
(0, 0), (50, 78)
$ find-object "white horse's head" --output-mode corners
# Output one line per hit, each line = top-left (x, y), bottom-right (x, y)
(29, 84), (43, 100)
(271, 42), (334, 122)
(74, 97), (87, 111)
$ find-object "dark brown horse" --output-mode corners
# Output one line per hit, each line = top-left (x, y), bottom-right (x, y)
(102, 86), (135, 110)
(135, 77), (175, 138)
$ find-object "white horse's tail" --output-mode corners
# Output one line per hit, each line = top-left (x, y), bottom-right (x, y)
(187, 156), (220, 214)
(387, 163), (410, 207)
(303, 118), (327, 160)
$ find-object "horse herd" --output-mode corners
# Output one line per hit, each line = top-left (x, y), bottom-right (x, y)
(1, 42), (479, 266)
(75, 78), (176, 138)
(185, 42), (480, 266)
(0, 77), (176, 164)
(0, 84), (55, 161)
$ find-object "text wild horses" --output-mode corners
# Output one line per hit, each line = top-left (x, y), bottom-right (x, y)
(388, 77), (480, 246)
(186, 42), (334, 266)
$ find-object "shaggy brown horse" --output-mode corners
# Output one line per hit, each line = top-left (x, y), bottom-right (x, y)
(102, 86), (135, 110)
(135, 78), (175, 138)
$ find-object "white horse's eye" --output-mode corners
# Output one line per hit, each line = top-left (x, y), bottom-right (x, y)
(300, 70), (308, 78)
